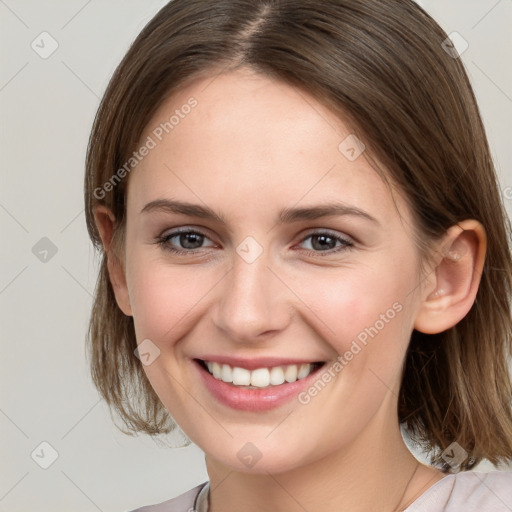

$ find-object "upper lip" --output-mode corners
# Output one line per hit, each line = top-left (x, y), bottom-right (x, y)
(194, 356), (326, 370)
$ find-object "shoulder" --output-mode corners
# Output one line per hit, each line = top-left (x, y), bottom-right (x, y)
(406, 470), (512, 512)
(125, 481), (208, 512)
(449, 471), (512, 510)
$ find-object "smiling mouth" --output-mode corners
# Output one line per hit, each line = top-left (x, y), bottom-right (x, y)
(196, 359), (326, 389)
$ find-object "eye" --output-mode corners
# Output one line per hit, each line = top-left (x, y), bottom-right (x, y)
(297, 231), (354, 255)
(155, 228), (354, 257)
(156, 229), (216, 254)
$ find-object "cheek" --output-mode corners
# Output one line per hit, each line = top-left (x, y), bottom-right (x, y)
(293, 266), (411, 353)
(289, 260), (419, 407)
(125, 251), (213, 344)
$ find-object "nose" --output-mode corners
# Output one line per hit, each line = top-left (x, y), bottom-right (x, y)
(211, 247), (292, 344)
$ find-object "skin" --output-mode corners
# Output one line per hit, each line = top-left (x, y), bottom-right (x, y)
(95, 67), (486, 512)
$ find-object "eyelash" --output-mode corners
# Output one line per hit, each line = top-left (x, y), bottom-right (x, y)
(154, 228), (354, 257)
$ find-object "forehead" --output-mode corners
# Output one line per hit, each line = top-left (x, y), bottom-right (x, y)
(128, 68), (405, 225)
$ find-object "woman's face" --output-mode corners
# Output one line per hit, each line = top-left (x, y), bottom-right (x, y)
(121, 67), (428, 473)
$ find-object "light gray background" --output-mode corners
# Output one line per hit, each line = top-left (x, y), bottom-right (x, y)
(1, 1), (511, 511)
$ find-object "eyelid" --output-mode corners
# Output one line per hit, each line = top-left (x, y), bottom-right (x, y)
(294, 227), (355, 247)
(297, 227), (354, 243)
(158, 225), (217, 242)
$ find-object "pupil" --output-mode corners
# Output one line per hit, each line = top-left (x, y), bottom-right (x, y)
(312, 235), (335, 251)
(181, 233), (203, 249)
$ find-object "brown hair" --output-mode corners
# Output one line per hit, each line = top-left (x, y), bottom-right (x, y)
(84, 0), (512, 470)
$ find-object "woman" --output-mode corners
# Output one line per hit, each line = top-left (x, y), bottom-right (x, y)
(84, 1), (512, 510)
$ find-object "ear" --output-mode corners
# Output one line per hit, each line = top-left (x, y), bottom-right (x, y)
(414, 220), (486, 334)
(93, 205), (132, 316)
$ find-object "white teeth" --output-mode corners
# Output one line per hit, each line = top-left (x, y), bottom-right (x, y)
(297, 363), (311, 379)
(269, 366), (285, 385)
(221, 364), (233, 383)
(232, 367), (251, 386)
(212, 362), (221, 379)
(284, 364), (297, 382)
(250, 368), (270, 388)
(204, 361), (319, 388)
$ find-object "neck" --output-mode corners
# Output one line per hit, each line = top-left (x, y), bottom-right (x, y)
(205, 402), (445, 512)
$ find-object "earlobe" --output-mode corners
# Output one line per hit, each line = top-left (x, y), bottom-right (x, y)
(414, 220), (487, 334)
(93, 205), (133, 316)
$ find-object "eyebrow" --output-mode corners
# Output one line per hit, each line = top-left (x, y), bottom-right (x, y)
(140, 199), (379, 226)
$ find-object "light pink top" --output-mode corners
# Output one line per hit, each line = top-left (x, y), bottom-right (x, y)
(128, 471), (512, 511)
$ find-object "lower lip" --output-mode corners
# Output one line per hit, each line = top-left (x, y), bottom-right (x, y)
(193, 359), (326, 411)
